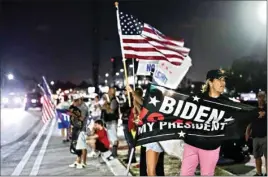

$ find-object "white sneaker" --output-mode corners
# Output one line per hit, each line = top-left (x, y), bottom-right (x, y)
(76, 163), (86, 169)
(87, 151), (97, 158)
(68, 162), (78, 168)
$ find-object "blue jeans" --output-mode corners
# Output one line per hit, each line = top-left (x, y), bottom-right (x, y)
(123, 124), (136, 160)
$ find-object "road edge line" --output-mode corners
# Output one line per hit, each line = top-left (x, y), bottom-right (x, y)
(11, 120), (50, 176)
(30, 118), (56, 175)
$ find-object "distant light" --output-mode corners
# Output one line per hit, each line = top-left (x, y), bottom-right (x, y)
(129, 64), (133, 68)
(105, 80), (108, 84)
(138, 80), (142, 85)
(145, 80), (149, 85)
(257, 1), (266, 25)
(110, 58), (114, 62)
(120, 69), (124, 73)
(191, 84), (195, 88)
(105, 73), (109, 77)
(116, 72), (119, 76)
(239, 74), (243, 78)
(7, 73), (14, 80)
(50, 81), (55, 85)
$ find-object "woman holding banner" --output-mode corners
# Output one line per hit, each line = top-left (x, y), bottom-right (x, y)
(126, 86), (165, 176)
(180, 69), (228, 176)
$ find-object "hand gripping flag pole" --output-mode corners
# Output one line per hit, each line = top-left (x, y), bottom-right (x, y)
(124, 67), (156, 176)
(115, 1), (131, 107)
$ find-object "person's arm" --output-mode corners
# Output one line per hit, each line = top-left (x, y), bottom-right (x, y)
(103, 99), (117, 114)
(126, 85), (143, 105)
(245, 123), (252, 141)
(87, 134), (99, 140)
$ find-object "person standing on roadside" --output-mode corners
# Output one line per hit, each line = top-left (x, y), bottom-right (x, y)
(90, 95), (102, 121)
(76, 96), (89, 167)
(245, 91), (267, 176)
(180, 69), (229, 176)
(56, 95), (71, 143)
(68, 95), (84, 169)
(102, 87), (119, 160)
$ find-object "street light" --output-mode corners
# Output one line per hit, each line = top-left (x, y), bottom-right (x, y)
(105, 80), (108, 84)
(120, 69), (124, 73)
(7, 73), (14, 80)
(50, 81), (55, 85)
(116, 72), (119, 76)
(105, 73), (109, 77)
(129, 64), (133, 68)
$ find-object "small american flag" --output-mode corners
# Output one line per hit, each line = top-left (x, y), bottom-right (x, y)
(40, 77), (56, 124)
(119, 11), (190, 65)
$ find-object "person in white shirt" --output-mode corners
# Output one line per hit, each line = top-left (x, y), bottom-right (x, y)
(90, 96), (102, 121)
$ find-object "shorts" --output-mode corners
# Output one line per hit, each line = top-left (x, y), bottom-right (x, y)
(253, 136), (267, 158)
(96, 140), (109, 152)
(76, 131), (87, 150)
(106, 121), (118, 144)
(143, 142), (163, 153)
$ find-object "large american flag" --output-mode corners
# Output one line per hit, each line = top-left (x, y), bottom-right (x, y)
(40, 77), (56, 124)
(119, 11), (190, 65)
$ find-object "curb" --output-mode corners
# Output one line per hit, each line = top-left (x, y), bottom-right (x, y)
(215, 167), (235, 176)
(101, 151), (131, 176)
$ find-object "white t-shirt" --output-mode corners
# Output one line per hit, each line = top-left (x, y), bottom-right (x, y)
(90, 101), (102, 118)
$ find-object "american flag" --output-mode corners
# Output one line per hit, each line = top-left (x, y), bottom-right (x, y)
(119, 11), (190, 65)
(40, 77), (56, 124)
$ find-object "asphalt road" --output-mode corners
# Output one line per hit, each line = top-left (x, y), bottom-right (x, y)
(1, 108), (41, 146)
(0, 108), (113, 176)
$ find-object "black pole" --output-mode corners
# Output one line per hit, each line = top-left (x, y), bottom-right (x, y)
(91, 1), (100, 94)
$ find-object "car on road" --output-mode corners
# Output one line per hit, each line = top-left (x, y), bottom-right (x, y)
(1, 92), (24, 108)
(24, 92), (42, 111)
(219, 138), (251, 164)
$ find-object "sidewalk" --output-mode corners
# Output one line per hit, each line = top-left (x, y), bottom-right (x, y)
(37, 125), (113, 176)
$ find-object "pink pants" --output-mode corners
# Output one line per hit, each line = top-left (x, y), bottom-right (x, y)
(180, 144), (220, 176)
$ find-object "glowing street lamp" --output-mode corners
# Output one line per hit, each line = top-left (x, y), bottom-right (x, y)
(116, 72), (119, 76)
(7, 73), (14, 80)
(105, 73), (109, 77)
(105, 80), (108, 84)
(120, 69), (124, 73)
(50, 81), (55, 85)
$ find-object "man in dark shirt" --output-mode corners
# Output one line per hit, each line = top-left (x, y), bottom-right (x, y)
(246, 91), (267, 176)
(68, 95), (84, 169)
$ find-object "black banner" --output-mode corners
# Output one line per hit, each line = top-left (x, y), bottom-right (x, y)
(135, 84), (257, 146)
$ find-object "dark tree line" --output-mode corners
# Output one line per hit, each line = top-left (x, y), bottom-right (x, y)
(224, 56), (267, 94)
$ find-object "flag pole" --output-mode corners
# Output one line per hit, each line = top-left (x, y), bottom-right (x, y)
(132, 58), (136, 90)
(115, 1), (131, 107)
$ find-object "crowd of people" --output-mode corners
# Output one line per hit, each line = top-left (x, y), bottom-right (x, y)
(55, 69), (267, 176)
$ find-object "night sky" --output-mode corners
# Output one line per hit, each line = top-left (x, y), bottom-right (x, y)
(1, 0), (266, 84)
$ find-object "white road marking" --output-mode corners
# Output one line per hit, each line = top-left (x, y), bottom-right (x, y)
(11, 120), (50, 176)
(30, 118), (56, 175)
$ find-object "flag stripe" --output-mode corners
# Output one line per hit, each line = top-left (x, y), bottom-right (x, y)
(123, 46), (186, 58)
(143, 24), (184, 47)
(125, 54), (181, 65)
(40, 76), (56, 124)
(124, 50), (184, 61)
(122, 36), (190, 55)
